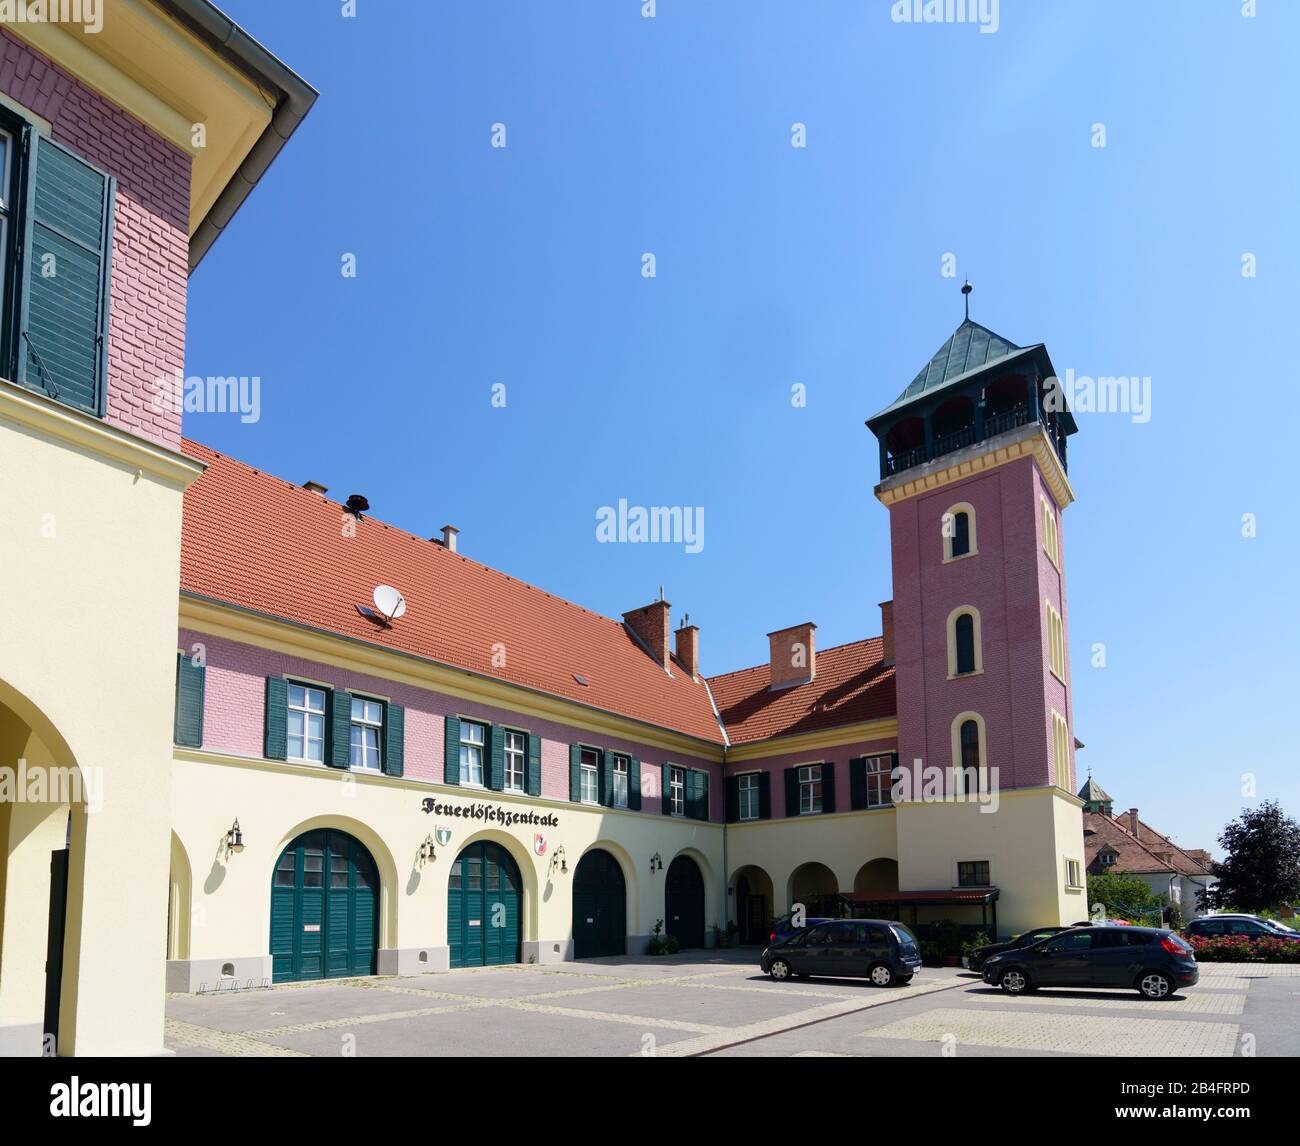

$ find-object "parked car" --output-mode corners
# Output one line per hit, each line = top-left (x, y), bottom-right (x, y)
(963, 925), (1071, 973)
(982, 925), (1198, 999)
(768, 913), (833, 946)
(761, 919), (922, 986)
(1186, 915), (1300, 941)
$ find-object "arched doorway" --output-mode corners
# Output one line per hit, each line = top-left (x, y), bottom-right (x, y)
(665, 855), (705, 948)
(270, 829), (379, 983)
(573, 849), (626, 958)
(855, 858), (900, 895)
(732, 865), (774, 945)
(448, 840), (521, 968)
(789, 861), (839, 917)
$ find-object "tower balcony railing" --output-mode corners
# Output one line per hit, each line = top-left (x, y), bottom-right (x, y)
(884, 403), (1067, 478)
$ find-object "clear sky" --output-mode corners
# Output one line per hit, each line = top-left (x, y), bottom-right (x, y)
(187, 1), (1299, 855)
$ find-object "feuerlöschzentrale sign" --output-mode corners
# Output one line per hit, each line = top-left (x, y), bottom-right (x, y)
(420, 797), (559, 829)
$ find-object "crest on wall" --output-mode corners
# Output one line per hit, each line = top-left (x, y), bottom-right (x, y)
(533, 833), (548, 857)
(435, 826), (453, 847)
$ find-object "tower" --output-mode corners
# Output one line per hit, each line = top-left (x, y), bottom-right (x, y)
(867, 296), (1085, 934)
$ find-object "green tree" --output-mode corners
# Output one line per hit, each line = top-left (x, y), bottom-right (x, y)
(1086, 872), (1163, 921)
(1203, 800), (1300, 912)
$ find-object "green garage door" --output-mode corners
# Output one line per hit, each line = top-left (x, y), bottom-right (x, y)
(666, 855), (705, 949)
(271, 829), (378, 983)
(573, 849), (626, 959)
(448, 841), (521, 968)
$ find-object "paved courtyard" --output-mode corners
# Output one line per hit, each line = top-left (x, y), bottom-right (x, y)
(164, 952), (1300, 1058)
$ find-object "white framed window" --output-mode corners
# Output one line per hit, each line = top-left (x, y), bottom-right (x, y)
(611, 754), (629, 808)
(1046, 600), (1066, 680)
(287, 683), (326, 762)
(950, 712), (987, 797)
(459, 720), (486, 786)
(1051, 709), (1070, 789)
(946, 606), (983, 677)
(738, 773), (759, 821)
(580, 747), (600, 804)
(798, 764), (822, 815)
(669, 766), (685, 816)
(1041, 496), (1060, 568)
(864, 754), (894, 808)
(942, 501), (977, 561)
(504, 729), (526, 792)
(349, 697), (383, 770)
(1065, 858), (1083, 889)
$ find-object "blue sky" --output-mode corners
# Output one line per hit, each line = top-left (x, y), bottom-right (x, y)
(187, 1), (1298, 853)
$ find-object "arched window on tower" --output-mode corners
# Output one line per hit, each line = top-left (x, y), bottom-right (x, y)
(954, 613), (976, 674)
(950, 712), (986, 798)
(947, 607), (983, 677)
(943, 503), (976, 561)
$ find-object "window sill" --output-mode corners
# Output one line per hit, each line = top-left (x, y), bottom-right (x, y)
(942, 550), (978, 565)
(947, 669), (984, 681)
(1049, 668), (1068, 687)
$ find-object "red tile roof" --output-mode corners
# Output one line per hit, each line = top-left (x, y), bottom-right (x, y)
(706, 637), (897, 745)
(180, 442), (726, 744)
(1083, 812), (1178, 875)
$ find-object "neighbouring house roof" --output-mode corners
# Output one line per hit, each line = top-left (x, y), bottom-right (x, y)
(705, 637), (896, 745)
(179, 442), (728, 744)
(1083, 812), (1177, 876)
(1133, 818), (1215, 877)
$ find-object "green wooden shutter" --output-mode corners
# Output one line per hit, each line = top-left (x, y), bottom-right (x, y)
(694, 771), (710, 821)
(849, 757), (867, 811)
(725, 775), (740, 822)
(173, 652), (204, 748)
(329, 690), (352, 769)
(569, 744), (583, 802)
(382, 703), (404, 777)
(628, 757), (641, 811)
(821, 761), (836, 814)
(525, 733), (542, 796)
(264, 677), (288, 760)
(17, 133), (115, 415)
(784, 767), (800, 818)
(758, 772), (771, 820)
(661, 763), (673, 815)
(488, 724), (505, 790)
(444, 716), (460, 784)
(600, 749), (613, 806)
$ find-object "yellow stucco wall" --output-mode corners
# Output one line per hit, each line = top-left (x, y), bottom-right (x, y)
(0, 383), (201, 1055)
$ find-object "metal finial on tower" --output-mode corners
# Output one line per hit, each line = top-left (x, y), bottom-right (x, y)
(961, 279), (972, 321)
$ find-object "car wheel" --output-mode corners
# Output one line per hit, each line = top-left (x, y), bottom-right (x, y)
(1138, 971), (1174, 1000)
(999, 967), (1031, 995)
(768, 959), (791, 982)
(868, 963), (896, 987)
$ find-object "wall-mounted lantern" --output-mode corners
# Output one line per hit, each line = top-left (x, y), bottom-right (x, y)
(225, 819), (245, 856)
(419, 834), (436, 863)
(549, 845), (568, 876)
(650, 852), (663, 873)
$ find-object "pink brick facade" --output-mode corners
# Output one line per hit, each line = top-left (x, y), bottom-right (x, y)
(888, 454), (1073, 794)
(1, 29), (189, 449)
(178, 629), (724, 820)
(727, 735), (898, 818)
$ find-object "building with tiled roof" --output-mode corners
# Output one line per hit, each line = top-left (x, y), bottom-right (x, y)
(1079, 779), (1217, 917)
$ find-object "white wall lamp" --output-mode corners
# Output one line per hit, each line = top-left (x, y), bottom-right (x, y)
(225, 819), (245, 856)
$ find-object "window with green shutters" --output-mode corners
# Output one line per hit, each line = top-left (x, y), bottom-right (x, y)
(173, 651), (204, 748)
(3, 122), (116, 416)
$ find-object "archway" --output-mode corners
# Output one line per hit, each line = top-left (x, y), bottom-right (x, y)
(167, 832), (192, 961)
(854, 858), (900, 895)
(448, 839), (522, 967)
(731, 864), (774, 945)
(572, 848), (626, 958)
(788, 861), (839, 917)
(665, 855), (705, 948)
(270, 828), (379, 982)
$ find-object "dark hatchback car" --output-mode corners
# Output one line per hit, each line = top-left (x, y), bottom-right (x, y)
(1185, 915), (1300, 941)
(768, 914), (833, 946)
(963, 925), (1071, 973)
(982, 925), (1198, 999)
(762, 919), (922, 987)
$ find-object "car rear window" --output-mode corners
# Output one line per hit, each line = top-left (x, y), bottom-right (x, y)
(890, 925), (918, 946)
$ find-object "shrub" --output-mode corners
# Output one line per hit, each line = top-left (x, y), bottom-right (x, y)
(1185, 934), (1300, 963)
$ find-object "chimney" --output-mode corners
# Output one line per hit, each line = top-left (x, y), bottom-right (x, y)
(674, 622), (699, 679)
(768, 622), (816, 690)
(623, 597), (671, 671)
(1127, 808), (1140, 838)
(879, 600), (894, 665)
(302, 479), (328, 495)
(439, 524), (459, 553)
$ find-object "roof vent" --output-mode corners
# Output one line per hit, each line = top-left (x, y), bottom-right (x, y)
(345, 494), (369, 521)
(303, 480), (328, 495)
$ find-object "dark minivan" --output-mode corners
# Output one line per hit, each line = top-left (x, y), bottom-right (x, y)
(982, 925), (1198, 999)
(761, 919), (922, 986)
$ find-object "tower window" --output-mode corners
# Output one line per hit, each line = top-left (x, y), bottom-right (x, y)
(1041, 497), (1061, 568)
(946, 606), (983, 677)
(950, 712), (986, 796)
(942, 502), (977, 561)
(1052, 710), (1071, 789)
(1046, 600), (1066, 679)
(954, 614), (976, 675)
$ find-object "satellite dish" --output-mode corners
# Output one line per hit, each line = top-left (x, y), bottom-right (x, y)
(373, 584), (407, 622)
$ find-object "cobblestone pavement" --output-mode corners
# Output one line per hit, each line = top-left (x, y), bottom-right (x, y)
(163, 956), (1299, 1057)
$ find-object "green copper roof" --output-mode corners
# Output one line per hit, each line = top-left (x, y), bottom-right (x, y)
(901, 319), (1020, 402)
(1077, 777), (1112, 804)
